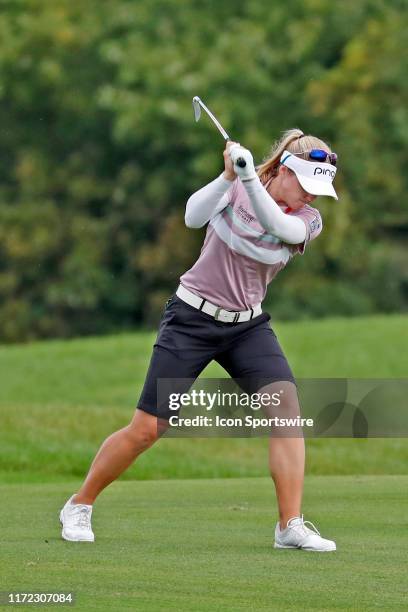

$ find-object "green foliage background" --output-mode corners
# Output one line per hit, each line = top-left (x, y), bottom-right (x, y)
(0, 0), (406, 341)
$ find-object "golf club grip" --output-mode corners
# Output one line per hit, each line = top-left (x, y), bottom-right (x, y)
(225, 138), (246, 167)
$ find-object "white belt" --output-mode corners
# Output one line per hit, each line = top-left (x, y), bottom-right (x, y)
(176, 284), (262, 324)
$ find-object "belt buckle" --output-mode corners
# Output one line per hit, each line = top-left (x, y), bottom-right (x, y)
(214, 307), (237, 323)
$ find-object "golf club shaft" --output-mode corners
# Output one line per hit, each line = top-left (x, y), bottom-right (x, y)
(193, 96), (246, 167)
(194, 97), (230, 141)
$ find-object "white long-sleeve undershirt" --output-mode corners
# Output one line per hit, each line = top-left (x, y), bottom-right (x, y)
(242, 177), (306, 244)
(185, 174), (307, 245)
(185, 174), (233, 228)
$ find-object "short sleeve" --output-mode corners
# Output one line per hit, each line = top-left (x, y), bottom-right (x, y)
(290, 206), (323, 255)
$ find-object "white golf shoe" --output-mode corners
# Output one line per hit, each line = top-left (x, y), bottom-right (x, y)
(274, 515), (336, 552)
(59, 495), (94, 542)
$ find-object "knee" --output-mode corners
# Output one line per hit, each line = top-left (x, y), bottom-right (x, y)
(127, 412), (165, 448)
(128, 424), (159, 449)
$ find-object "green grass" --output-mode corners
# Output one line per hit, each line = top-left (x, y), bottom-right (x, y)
(1, 476), (407, 611)
(1, 317), (406, 610)
(0, 314), (407, 483)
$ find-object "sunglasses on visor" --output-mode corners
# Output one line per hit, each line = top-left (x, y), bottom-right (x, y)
(308, 149), (338, 166)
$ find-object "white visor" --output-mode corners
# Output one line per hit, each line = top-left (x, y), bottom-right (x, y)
(280, 150), (338, 200)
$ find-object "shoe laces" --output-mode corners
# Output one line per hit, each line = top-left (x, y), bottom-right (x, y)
(287, 514), (321, 537)
(71, 505), (91, 529)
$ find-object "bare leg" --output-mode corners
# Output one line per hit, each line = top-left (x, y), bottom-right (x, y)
(73, 410), (166, 505)
(269, 436), (305, 529)
(262, 382), (305, 529)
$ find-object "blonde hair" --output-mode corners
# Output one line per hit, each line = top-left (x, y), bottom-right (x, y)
(257, 128), (333, 184)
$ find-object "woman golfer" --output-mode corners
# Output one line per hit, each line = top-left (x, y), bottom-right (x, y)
(60, 129), (338, 551)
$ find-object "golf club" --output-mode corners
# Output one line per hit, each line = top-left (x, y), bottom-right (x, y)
(192, 96), (246, 168)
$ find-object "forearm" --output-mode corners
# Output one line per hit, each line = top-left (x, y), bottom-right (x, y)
(185, 173), (233, 228)
(242, 177), (306, 244)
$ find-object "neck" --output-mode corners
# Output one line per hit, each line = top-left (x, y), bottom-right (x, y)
(262, 176), (287, 208)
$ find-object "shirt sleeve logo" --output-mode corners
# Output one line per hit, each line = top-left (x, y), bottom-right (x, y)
(309, 215), (321, 233)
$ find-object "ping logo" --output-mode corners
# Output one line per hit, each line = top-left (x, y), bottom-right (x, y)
(314, 167), (336, 178)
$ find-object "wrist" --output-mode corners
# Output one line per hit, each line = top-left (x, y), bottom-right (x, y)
(222, 171), (235, 182)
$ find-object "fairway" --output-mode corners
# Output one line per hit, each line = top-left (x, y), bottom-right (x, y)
(1, 316), (407, 610)
(1, 476), (407, 611)
(0, 314), (407, 483)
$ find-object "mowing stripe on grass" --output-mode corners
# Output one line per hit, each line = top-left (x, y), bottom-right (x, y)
(1, 476), (407, 611)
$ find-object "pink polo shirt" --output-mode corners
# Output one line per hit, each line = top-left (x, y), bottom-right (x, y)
(180, 178), (322, 310)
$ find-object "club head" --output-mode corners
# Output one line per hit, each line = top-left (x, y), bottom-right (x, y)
(192, 96), (201, 122)
(192, 95), (230, 141)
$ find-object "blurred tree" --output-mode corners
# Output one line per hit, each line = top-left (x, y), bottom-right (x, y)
(306, 5), (408, 314)
(0, 0), (406, 341)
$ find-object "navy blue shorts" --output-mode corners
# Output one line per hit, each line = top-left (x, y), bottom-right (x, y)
(137, 295), (295, 419)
